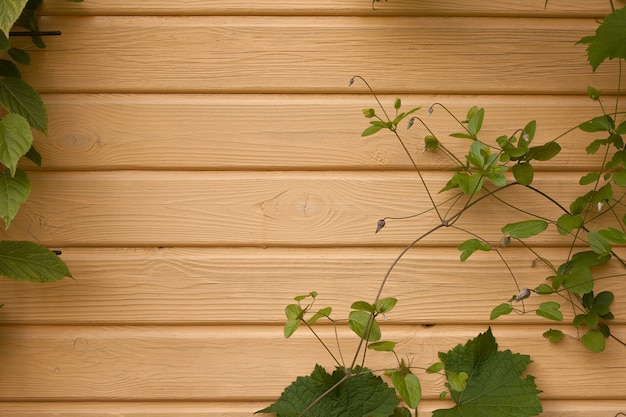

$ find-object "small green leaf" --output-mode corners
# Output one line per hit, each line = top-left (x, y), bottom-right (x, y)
(490, 303), (513, 320)
(285, 304), (304, 320)
(578, 115), (614, 132)
(0, 168), (30, 228)
(375, 297), (398, 314)
(283, 319), (300, 338)
(0, 240), (71, 282)
(7, 47), (30, 65)
(588, 231), (611, 255)
(556, 213), (583, 235)
(349, 311), (381, 341)
(426, 362), (445, 374)
(0, 113), (33, 176)
(512, 163), (534, 185)
(363, 108), (376, 118)
(587, 86), (601, 101)
(307, 306), (332, 324)
(581, 329), (606, 352)
(392, 372), (421, 409)
(535, 284), (555, 294)
(536, 302), (563, 321)
(597, 227), (626, 244)
(424, 135), (439, 150)
(522, 120), (536, 142)
(368, 341), (396, 351)
(579, 171), (600, 185)
(467, 107), (485, 136)
(393, 98), (401, 110)
(542, 329), (564, 343)
(502, 220), (548, 239)
(351, 300), (375, 312)
(458, 238), (491, 261)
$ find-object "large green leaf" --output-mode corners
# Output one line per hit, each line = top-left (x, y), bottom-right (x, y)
(0, 167), (29, 228)
(0, 240), (71, 282)
(578, 7), (626, 72)
(0, 0), (28, 37)
(256, 365), (398, 417)
(0, 77), (47, 134)
(0, 113), (33, 176)
(433, 328), (542, 417)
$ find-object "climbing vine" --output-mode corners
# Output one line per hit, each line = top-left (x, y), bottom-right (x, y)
(260, 2), (626, 416)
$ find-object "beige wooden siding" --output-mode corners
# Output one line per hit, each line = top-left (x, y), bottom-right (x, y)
(0, 1), (624, 416)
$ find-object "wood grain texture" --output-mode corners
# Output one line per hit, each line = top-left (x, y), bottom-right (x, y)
(1, 171), (623, 247)
(0, 324), (624, 401)
(0, 400), (625, 417)
(28, 94), (610, 171)
(1, 247), (624, 325)
(39, 0), (620, 17)
(12, 16), (619, 94)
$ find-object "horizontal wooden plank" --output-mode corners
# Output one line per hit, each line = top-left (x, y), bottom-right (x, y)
(1, 171), (623, 247)
(1, 400), (625, 417)
(29, 94), (612, 171)
(39, 0), (616, 17)
(1, 247), (624, 325)
(0, 324), (624, 401)
(14, 16), (618, 94)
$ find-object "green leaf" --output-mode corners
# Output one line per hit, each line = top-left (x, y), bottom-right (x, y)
(348, 311), (381, 342)
(375, 297), (397, 314)
(536, 302), (563, 321)
(285, 304), (304, 321)
(512, 163), (534, 186)
(307, 306), (332, 325)
(447, 372), (469, 392)
(579, 171), (600, 185)
(588, 231), (611, 256)
(587, 86), (601, 101)
(581, 329), (606, 352)
(0, 77), (47, 134)
(467, 107), (485, 137)
(578, 115), (614, 133)
(433, 328), (542, 417)
(535, 284), (555, 294)
(542, 329), (564, 343)
(24, 144), (41, 166)
(522, 120), (536, 142)
(458, 238), (491, 262)
(0, 0), (28, 38)
(0, 113), (33, 176)
(391, 372), (421, 409)
(0, 58), (20, 78)
(283, 319), (300, 338)
(8, 47), (30, 65)
(490, 303), (513, 320)
(528, 141), (561, 161)
(0, 240), (71, 282)
(577, 7), (626, 72)
(597, 227), (626, 243)
(426, 362), (445, 374)
(256, 365), (398, 417)
(368, 341), (396, 352)
(502, 220), (548, 239)
(0, 167), (29, 228)
(563, 267), (594, 294)
(613, 170), (626, 186)
(351, 300), (375, 313)
(556, 213), (583, 235)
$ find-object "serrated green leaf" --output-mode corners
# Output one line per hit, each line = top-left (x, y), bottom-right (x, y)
(0, 77), (47, 134)
(433, 328), (542, 417)
(458, 238), (491, 262)
(0, 240), (71, 282)
(512, 163), (534, 185)
(502, 220), (548, 239)
(542, 329), (564, 343)
(490, 303), (513, 320)
(577, 7), (626, 72)
(0, 167), (29, 228)
(391, 372), (421, 409)
(256, 365), (398, 417)
(0, 113), (32, 176)
(536, 302), (563, 321)
(581, 329), (606, 352)
(349, 310), (381, 342)
(0, 0), (28, 37)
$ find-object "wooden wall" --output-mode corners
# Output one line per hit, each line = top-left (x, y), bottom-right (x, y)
(1, 0), (625, 415)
